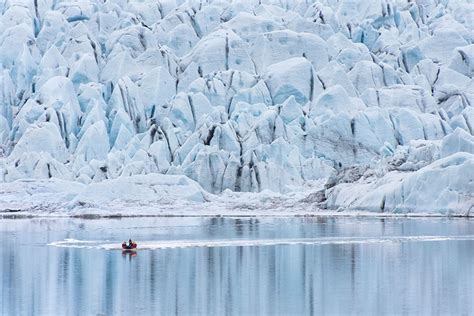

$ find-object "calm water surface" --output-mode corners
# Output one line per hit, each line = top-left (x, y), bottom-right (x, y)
(1, 216), (474, 315)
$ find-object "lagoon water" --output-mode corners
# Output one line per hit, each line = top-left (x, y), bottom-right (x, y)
(1, 217), (474, 315)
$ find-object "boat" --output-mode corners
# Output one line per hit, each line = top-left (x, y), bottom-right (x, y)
(122, 241), (137, 250)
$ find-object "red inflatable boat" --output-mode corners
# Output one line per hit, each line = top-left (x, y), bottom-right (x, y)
(122, 242), (137, 250)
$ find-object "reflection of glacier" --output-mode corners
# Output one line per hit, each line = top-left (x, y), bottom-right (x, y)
(3, 217), (474, 314)
(0, 0), (473, 214)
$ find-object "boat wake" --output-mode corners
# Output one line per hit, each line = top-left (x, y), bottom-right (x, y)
(48, 235), (474, 250)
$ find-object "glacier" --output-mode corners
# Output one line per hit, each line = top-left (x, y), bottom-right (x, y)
(0, 0), (473, 216)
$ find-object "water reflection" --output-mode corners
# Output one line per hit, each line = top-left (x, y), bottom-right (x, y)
(1, 217), (474, 315)
(122, 251), (138, 259)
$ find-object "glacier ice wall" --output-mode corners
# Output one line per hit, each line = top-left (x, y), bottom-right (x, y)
(0, 0), (473, 213)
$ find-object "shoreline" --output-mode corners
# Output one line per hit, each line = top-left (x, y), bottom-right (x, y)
(2, 210), (473, 219)
(1, 177), (472, 220)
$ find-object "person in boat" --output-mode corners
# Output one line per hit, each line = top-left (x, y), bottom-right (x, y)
(122, 239), (137, 249)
